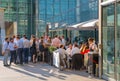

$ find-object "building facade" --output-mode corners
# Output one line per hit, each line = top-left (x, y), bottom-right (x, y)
(37, 0), (98, 36)
(99, 0), (120, 81)
(38, 0), (77, 36)
(80, 0), (98, 22)
(0, 0), (36, 38)
(0, 0), (99, 38)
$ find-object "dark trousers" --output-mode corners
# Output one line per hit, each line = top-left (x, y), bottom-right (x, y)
(72, 54), (83, 70)
(23, 48), (29, 63)
(17, 48), (23, 64)
(10, 50), (17, 64)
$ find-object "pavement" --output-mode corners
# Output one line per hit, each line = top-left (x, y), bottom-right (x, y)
(0, 56), (105, 81)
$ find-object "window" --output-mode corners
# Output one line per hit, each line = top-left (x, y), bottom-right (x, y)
(102, 4), (115, 78)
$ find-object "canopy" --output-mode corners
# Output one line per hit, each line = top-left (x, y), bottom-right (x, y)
(69, 22), (83, 28)
(67, 22), (84, 30)
(49, 19), (98, 31)
(67, 19), (98, 30)
(101, 0), (115, 6)
(78, 19), (98, 30)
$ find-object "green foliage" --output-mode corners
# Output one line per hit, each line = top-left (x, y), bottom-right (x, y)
(49, 46), (57, 53)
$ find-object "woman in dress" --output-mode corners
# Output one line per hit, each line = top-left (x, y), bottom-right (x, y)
(32, 38), (37, 63)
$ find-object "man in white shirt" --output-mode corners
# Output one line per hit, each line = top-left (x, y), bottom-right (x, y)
(71, 44), (83, 70)
(23, 37), (30, 64)
(66, 44), (72, 57)
(71, 44), (80, 56)
(20, 35), (26, 42)
(66, 44), (72, 68)
(2, 37), (9, 66)
(55, 45), (68, 70)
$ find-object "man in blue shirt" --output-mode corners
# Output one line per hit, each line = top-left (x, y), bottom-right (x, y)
(23, 37), (30, 64)
(16, 36), (24, 65)
(8, 38), (17, 65)
(2, 37), (9, 66)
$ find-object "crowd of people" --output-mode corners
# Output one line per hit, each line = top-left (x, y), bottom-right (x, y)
(2, 34), (98, 72)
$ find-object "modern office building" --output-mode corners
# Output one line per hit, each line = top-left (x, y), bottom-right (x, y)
(99, 0), (120, 81)
(38, 0), (98, 38)
(38, 0), (77, 36)
(80, 0), (98, 22)
(0, 0), (36, 38)
(0, 0), (99, 38)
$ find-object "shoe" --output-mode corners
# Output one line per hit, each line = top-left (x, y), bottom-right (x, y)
(4, 65), (10, 67)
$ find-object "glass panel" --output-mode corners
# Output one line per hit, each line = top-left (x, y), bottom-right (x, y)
(102, 4), (115, 79)
(116, 2), (120, 81)
(102, 27), (115, 78)
(0, 0), (35, 38)
(103, 4), (114, 27)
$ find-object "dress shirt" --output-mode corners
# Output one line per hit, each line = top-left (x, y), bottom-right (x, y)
(14, 38), (17, 43)
(61, 38), (66, 46)
(23, 39), (30, 48)
(71, 47), (80, 56)
(20, 37), (25, 42)
(66, 48), (72, 56)
(2, 41), (8, 52)
(55, 48), (68, 59)
(8, 42), (16, 51)
(66, 48), (72, 59)
(51, 38), (61, 48)
(16, 39), (23, 48)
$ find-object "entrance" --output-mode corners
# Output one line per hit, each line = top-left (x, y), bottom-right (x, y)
(5, 22), (17, 37)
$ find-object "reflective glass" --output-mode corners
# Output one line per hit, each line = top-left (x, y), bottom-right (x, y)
(102, 4), (115, 78)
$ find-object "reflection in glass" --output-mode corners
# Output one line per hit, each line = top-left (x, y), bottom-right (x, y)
(102, 4), (115, 78)
(116, 2), (120, 81)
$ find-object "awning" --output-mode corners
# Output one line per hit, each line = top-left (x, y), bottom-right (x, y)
(67, 22), (84, 30)
(67, 19), (98, 30)
(70, 23), (83, 28)
(78, 19), (98, 30)
(101, 0), (115, 6)
(50, 19), (98, 31)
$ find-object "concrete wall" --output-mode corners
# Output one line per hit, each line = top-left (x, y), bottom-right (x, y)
(0, 8), (5, 55)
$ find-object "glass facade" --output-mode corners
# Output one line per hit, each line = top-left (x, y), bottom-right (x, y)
(101, 0), (120, 80)
(38, 0), (77, 36)
(38, 0), (98, 36)
(0, 0), (36, 38)
(80, 0), (98, 22)
(102, 4), (115, 78)
(0, 0), (99, 38)
(116, 2), (120, 80)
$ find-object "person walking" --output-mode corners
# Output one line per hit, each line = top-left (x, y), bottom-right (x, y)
(23, 37), (30, 64)
(2, 37), (9, 66)
(8, 38), (17, 65)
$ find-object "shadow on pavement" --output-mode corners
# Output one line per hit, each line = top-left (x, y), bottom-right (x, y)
(7, 63), (68, 80)
(7, 66), (47, 81)
(0, 56), (104, 81)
